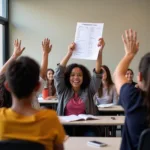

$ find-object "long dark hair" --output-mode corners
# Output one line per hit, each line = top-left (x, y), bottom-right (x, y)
(46, 68), (56, 96)
(47, 68), (54, 82)
(139, 53), (150, 125)
(98, 65), (114, 97)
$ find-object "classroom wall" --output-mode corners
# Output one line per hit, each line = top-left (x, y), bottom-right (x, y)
(9, 0), (150, 80)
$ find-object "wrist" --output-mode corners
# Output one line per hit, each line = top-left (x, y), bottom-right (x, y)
(125, 53), (135, 58)
(67, 51), (72, 57)
(42, 51), (49, 56)
(11, 54), (18, 60)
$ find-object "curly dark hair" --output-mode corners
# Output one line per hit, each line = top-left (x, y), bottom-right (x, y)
(64, 63), (91, 90)
(6, 56), (40, 99)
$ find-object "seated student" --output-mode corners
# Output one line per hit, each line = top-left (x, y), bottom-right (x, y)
(54, 38), (105, 136)
(0, 56), (65, 150)
(125, 68), (137, 85)
(0, 38), (51, 109)
(114, 29), (148, 150)
(93, 65), (118, 105)
(54, 38), (105, 116)
(45, 68), (56, 100)
(0, 40), (25, 108)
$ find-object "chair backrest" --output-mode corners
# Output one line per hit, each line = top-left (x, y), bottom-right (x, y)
(138, 128), (150, 150)
(0, 139), (45, 150)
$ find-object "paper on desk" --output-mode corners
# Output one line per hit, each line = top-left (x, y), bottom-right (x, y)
(72, 22), (104, 60)
(97, 103), (115, 108)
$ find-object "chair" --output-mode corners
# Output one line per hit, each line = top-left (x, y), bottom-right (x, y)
(0, 139), (45, 150)
(138, 128), (150, 150)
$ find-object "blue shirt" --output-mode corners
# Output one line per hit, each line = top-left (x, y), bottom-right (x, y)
(119, 83), (148, 150)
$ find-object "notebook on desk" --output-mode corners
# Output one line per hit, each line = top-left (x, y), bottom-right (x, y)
(59, 114), (99, 122)
(97, 103), (115, 108)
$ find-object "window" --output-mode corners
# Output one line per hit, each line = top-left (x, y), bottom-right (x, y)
(0, 0), (7, 18)
(0, 0), (9, 69)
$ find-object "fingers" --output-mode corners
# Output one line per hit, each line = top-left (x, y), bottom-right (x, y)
(14, 39), (18, 46)
(122, 29), (139, 55)
(124, 29), (137, 42)
(97, 38), (105, 47)
(122, 34), (127, 45)
(125, 30), (129, 41)
(129, 29), (133, 41)
(136, 41), (140, 51)
(14, 39), (23, 51)
(49, 44), (52, 50)
(133, 31), (137, 42)
(42, 38), (51, 47)
(69, 42), (76, 50)
(19, 40), (21, 48)
(21, 47), (25, 52)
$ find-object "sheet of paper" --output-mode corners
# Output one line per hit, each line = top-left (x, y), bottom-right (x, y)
(72, 22), (104, 60)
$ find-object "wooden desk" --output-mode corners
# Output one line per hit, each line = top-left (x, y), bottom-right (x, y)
(60, 116), (124, 137)
(98, 105), (124, 116)
(65, 137), (121, 150)
(98, 105), (124, 112)
(60, 116), (125, 126)
(38, 97), (58, 110)
(38, 97), (58, 103)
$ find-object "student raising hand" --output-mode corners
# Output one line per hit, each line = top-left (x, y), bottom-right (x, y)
(42, 38), (52, 54)
(98, 38), (105, 51)
(122, 29), (139, 56)
(114, 29), (149, 150)
(13, 39), (25, 59)
(40, 38), (52, 80)
(68, 42), (76, 54)
(0, 39), (25, 75)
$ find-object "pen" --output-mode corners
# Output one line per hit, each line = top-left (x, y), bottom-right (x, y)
(111, 117), (116, 120)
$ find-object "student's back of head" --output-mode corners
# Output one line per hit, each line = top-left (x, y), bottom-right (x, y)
(5, 56), (40, 99)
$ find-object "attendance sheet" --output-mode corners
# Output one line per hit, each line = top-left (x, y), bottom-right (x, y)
(72, 22), (104, 60)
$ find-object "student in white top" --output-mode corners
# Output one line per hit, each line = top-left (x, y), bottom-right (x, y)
(93, 65), (118, 105)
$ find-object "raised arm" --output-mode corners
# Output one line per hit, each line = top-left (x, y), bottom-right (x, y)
(0, 39), (25, 75)
(95, 38), (105, 73)
(54, 42), (75, 94)
(40, 38), (52, 80)
(89, 38), (105, 95)
(114, 29), (139, 94)
(60, 42), (75, 67)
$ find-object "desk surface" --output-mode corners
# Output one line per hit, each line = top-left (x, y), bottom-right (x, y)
(38, 97), (58, 103)
(98, 105), (124, 112)
(60, 116), (125, 126)
(65, 137), (121, 150)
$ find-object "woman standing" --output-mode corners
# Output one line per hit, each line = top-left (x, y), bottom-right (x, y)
(54, 38), (105, 116)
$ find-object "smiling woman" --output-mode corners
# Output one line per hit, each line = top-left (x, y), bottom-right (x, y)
(54, 38), (105, 116)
